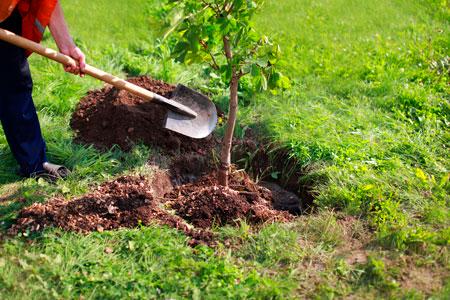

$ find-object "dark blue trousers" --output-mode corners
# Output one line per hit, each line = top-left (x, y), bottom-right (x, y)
(0, 91), (47, 175)
(0, 10), (47, 176)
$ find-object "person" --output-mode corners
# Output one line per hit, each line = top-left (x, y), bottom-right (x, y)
(0, 0), (85, 180)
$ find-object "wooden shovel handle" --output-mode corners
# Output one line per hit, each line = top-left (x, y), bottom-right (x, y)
(0, 28), (197, 118)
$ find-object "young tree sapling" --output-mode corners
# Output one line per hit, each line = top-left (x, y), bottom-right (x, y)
(163, 0), (290, 186)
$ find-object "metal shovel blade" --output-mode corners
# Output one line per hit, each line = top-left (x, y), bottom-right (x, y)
(164, 84), (217, 139)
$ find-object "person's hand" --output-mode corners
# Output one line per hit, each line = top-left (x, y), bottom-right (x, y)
(48, 2), (86, 77)
(60, 46), (86, 77)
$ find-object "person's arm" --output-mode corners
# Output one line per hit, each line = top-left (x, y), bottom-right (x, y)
(48, 1), (85, 76)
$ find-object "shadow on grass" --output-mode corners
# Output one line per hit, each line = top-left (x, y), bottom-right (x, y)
(0, 151), (22, 185)
(0, 185), (47, 232)
(230, 120), (328, 214)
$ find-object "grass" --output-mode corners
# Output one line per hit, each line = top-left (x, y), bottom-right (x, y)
(1, 0), (449, 298)
(246, 0), (450, 252)
(1, 227), (294, 299)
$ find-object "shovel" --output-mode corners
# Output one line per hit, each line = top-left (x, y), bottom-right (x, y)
(0, 28), (217, 139)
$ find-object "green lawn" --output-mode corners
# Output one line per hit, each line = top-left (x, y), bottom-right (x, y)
(1, 0), (449, 298)
(249, 0), (449, 248)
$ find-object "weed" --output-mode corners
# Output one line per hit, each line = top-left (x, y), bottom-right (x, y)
(358, 257), (399, 291)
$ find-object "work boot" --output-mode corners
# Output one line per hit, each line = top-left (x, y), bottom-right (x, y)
(42, 162), (71, 178)
(25, 162), (71, 183)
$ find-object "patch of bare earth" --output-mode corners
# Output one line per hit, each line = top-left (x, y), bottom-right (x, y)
(335, 215), (370, 265)
(400, 266), (445, 294)
(333, 216), (448, 295)
(9, 170), (293, 246)
(389, 254), (449, 296)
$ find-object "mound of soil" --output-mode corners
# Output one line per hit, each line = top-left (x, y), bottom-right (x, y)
(172, 186), (253, 228)
(10, 171), (292, 246)
(167, 170), (293, 229)
(9, 174), (213, 246)
(71, 76), (217, 153)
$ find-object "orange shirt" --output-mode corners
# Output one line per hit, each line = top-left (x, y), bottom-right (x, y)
(0, 0), (57, 51)
(0, 0), (21, 23)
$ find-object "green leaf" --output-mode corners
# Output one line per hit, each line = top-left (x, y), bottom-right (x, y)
(251, 64), (260, 76)
(210, 72), (220, 79)
(261, 73), (268, 90)
(271, 172), (280, 179)
(128, 241), (136, 251)
(278, 73), (291, 89)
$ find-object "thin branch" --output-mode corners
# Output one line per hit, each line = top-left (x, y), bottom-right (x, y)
(214, 2), (223, 13)
(208, 52), (220, 70)
(200, 40), (220, 70)
(200, 0), (211, 9)
(240, 70), (249, 77)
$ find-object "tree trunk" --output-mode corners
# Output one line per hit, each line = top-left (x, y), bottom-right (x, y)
(218, 73), (239, 186)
